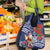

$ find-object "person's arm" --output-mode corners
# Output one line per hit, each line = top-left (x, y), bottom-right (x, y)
(25, 0), (35, 13)
(26, 6), (35, 13)
(37, 0), (44, 14)
(23, 0), (36, 13)
(15, 0), (35, 13)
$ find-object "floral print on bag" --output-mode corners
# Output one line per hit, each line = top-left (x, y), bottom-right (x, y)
(22, 24), (44, 48)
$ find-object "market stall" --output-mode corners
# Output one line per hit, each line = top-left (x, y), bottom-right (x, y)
(0, 0), (24, 50)
(0, 0), (50, 50)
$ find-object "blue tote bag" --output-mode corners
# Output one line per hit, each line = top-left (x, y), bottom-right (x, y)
(19, 8), (45, 49)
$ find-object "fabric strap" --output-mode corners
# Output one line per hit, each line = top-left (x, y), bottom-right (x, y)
(29, 8), (40, 22)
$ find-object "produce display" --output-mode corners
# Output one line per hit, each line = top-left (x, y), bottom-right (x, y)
(0, 20), (20, 34)
(0, 8), (11, 15)
(44, 7), (50, 11)
(44, 22), (50, 26)
(0, 7), (23, 40)
(44, 0), (50, 3)
(0, 17), (23, 34)
(43, 15), (48, 18)
(48, 13), (50, 18)
(44, 1), (50, 27)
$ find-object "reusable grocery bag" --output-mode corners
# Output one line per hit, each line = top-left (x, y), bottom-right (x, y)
(19, 8), (45, 49)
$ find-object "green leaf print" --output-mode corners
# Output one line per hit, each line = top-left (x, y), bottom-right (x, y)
(35, 33), (37, 34)
(36, 27), (39, 30)
(28, 41), (32, 44)
(40, 29), (42, 31)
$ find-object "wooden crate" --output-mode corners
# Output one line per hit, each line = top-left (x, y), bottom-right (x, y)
(0, 32), (17, 50)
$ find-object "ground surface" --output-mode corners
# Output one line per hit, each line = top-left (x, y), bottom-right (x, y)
(0, 37), (50, 50)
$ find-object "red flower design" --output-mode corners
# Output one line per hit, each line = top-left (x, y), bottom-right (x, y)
(36, 29), (41, 34)
(40, 33), (44, 36)
(36, 29), (40, 31)
(33, 27), (36, 31)
(38, 36), (42, 40)
(37, 31), (41, 34)
(37, 24), (43, 29)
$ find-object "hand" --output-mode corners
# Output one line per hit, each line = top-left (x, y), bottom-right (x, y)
(20, 3), (26, 11)
(15, 0), (22, 7)
(23, 4), (26, 11)
(15, 0), (26, 11)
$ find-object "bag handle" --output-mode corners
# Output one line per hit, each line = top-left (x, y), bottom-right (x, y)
(29, 13), (33, 21)
(29, 0), (39, 22)
(29, 8), (40, 22)
(35, 8), (40, 22)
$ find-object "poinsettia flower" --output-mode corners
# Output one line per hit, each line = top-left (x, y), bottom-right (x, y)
(36, 29), (41, 34)
(37, 32), (41, 34)
(38, 36), (42, 40)
(36, 29), (40, 32)
(40, 33), (44, 36)
(37, 24), (43, 29)
(39, 27), (43, 29)
(33, 27), (36, 31)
